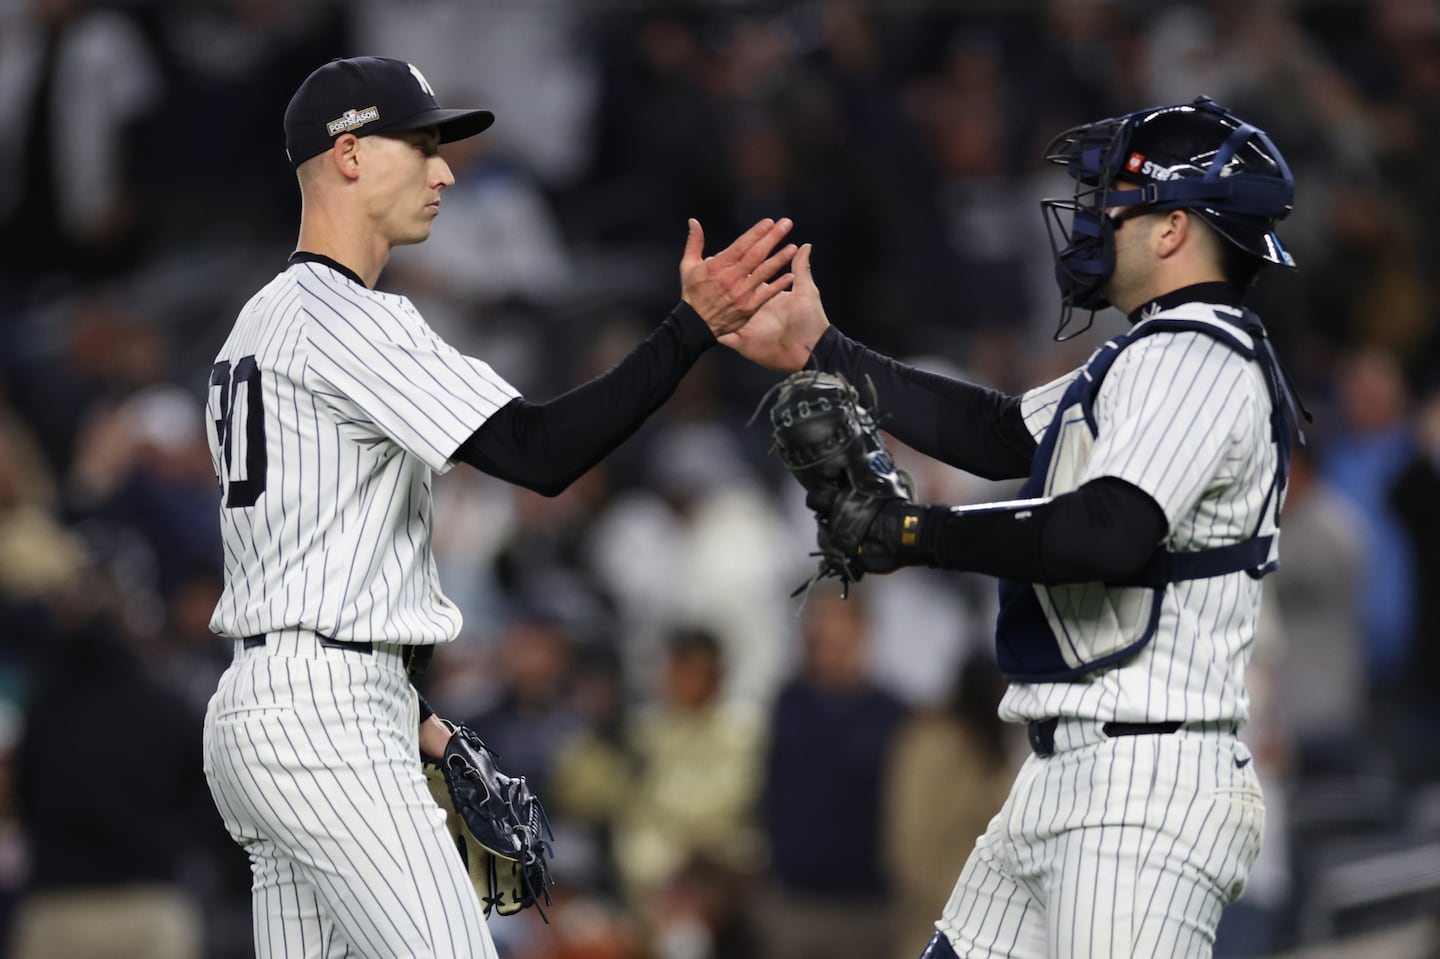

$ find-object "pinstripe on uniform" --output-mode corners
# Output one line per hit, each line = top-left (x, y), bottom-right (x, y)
(933, 302), (1276, 958)
(204, 261), (516, 644)
(1005, 305), (1277, 724)
(202, 260), (517, 957)
(937, 730), (1263, 959)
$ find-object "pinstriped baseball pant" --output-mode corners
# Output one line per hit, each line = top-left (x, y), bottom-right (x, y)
(203, 631), (496, 959)
(932, 724), (1265, 959)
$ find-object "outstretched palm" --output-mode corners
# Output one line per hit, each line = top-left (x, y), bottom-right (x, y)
(719, 243), (831, 372)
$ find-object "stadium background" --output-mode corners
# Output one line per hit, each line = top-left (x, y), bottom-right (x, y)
(1, 0), (1439, 956)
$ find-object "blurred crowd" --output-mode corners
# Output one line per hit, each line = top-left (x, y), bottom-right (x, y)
(2, 0), (1440, 957)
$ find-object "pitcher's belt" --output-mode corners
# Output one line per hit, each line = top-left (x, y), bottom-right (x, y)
(234, 629), (435, 681)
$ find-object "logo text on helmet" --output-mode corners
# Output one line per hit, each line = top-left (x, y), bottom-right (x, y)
(1138, 159), (1179, 181)
(407, 63), (435, 97)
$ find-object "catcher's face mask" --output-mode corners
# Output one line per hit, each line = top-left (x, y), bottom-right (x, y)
(1040, 96), (1296, 340)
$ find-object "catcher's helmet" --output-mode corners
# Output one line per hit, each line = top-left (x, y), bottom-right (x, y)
(1040, 96), (1295, 338)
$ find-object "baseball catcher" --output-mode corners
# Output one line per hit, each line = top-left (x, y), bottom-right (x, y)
(424, 722), (556, 920)
(763, 369), (921, 592)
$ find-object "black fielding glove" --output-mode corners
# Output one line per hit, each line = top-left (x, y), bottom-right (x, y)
(760, 370), (916, 593)
(434, 723), (556, 919)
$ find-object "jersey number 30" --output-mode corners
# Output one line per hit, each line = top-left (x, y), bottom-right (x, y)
(209, 356), (267, 508)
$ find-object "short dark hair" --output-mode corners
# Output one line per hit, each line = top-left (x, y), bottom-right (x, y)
(1218, 236), (1265, 289)
(1188, 211), (1264, 289)
(667, 627), (722, 664)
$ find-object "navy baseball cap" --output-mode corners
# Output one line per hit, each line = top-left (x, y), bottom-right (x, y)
(283, 56), (494, 167)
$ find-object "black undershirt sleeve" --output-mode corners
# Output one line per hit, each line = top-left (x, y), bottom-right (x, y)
(453, 301), (714, 495)
(917, 477), (1169, 585)
(811, 326), (1037, 480)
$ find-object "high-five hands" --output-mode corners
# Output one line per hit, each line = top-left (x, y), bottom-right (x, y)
(719, 242), (831, 372)
(680, 218), (797, 337)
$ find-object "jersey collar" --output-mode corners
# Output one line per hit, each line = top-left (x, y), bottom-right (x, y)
(289, 251), (366, 287)
(1127, 281), (1243, 325)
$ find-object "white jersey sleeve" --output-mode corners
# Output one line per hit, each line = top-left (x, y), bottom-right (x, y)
(1019, 369), (1081, 444)
(298, 276), (518, 473)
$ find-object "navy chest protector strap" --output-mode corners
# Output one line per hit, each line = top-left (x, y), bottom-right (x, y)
(994, 308), (1307, 682)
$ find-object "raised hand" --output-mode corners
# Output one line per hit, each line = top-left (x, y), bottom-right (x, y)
(680, 218), (797, 337)
(719, 242), (830, 372)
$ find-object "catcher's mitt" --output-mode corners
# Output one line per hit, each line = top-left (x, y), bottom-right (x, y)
(760, 369), (916, 592)
(429, 723), (555, 919)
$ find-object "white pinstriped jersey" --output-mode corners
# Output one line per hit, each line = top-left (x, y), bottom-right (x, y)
(999, 302), (1280, 726)
(204, 259), (518, 645)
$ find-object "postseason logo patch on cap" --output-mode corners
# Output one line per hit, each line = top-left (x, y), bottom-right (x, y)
(326, 106), (381, 137)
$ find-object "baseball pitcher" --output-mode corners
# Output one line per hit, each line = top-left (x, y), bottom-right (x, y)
(201, 56), (795, 958)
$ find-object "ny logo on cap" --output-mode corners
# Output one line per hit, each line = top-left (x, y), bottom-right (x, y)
(408, 63), (435, 97)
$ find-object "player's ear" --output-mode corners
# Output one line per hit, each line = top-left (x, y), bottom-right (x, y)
(331, 134), (362, 181)
(1155, 208), (1189, 260)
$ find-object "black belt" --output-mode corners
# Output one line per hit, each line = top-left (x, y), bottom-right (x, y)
(242, 633), (372, 653)
(1027, 718), (1185, 757)
(241, 634), (435, 682)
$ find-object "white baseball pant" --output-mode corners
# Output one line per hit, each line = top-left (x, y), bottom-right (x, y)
(203, 629), (496, 959)
(933, 722), (1264, 958)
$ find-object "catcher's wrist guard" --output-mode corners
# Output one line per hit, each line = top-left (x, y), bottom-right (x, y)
(757, 369), (916, 594)
(857, 499), (936, 572)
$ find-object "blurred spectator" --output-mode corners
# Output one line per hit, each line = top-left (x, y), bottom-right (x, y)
(1305, 178), (1433, 366)
(1217, 597), (1296, 959)
(65, 384), (222, 612)
(490, 466), (620, 650)
(1389, 382), (1440, 784)
(0, 411), (85, 633)
(462, 607), (584, 806)
(145, 566), (230, 723)
(862, 413), (1013, 708)
(883, 652), (1020, 959)
(1013, 0), (1130, 141)
(581, 13), (732, 245)
(0, 0), (163, 296)
(430, 457), (620, 727)
(353, 0), (597, 189)
(148, 0), (346, 245)
(549, 644), (631, 898)
(1267, 441), (1369, 775)
(589, 419), (796, 708)
(0, 406), (84, 768)
(650, 853), (758, 959)
(2, 2), (1440, 952)
(1138, 5), (1244, 107)
(611, 628), (764, 907)
(385, 130), (575, 358)
(9, 569), (208, 959)
(1359, 0), (1440, 339)
(1320, 346), (1416, 695)
(898, 32), (1036, 347)
(6, 289), (173, 481)
(0, 698), (23, 949)
(753, 583), (908, 959)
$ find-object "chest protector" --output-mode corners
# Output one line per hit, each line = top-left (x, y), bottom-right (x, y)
(995, 305), (1305, 682)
